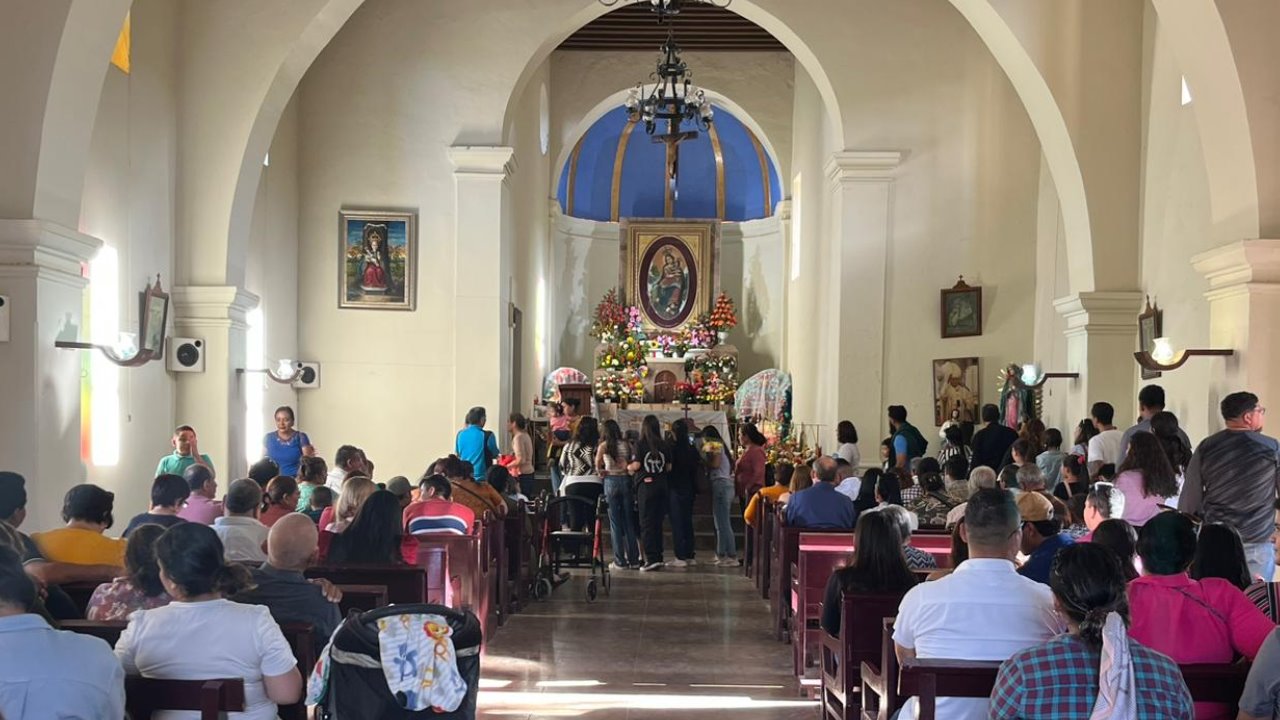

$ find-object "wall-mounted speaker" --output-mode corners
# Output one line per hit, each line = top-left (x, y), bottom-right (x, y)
(167, 337), (205, 373)
(292, 362), (321, 389)
(0, 295), (9, 342)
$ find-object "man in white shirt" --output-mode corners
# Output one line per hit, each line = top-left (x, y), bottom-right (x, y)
(325, 445), (366, 492)
(213, 479), (269, 563)
(833, 458), (861, 501)
(1086, 401), (1124, 476)
(893, 488), (1062, 720)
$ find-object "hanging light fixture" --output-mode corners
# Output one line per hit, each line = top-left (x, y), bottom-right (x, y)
(597, 0), (732, 21)
(624, 26), (714, 137)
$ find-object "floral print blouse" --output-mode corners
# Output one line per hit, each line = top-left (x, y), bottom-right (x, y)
(86, 577), (172, 621)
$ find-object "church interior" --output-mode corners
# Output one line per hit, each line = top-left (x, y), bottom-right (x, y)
(3, 0), (1280, 718)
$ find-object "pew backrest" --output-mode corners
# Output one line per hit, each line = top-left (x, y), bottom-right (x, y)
(304, 565), (425, 605)
(335, 583), (390, 616)
(125, 677), (246, 720)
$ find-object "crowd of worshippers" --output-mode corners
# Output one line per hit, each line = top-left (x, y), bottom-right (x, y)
(755, 387), (1278, 719)
(0, 405), (519, 719)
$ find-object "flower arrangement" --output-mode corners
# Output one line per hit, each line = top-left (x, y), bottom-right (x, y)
(590, 289), (643, 341)
(594, 368), (647, 402)
(687, 318), (717, 349)
(765, 433), (815, 467)
(675, 380), (703, 404)
(681, 352), (738, 405)
(708, 292), (738, 333)
(597, 335), (645, 370)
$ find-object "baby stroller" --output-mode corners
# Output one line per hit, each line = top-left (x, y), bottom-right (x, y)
(531, 494), (611, 602)
(311, 604), (482, 719)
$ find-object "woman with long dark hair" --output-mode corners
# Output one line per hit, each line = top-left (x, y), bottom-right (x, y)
(990, 543), (1193, 718)
(115, 523), (303, 717)
(87, 524), (172, 620)
(937, 423), (970, 467)
(853, 468), (881, 517)
(1190, 522), (1253, 590)
(700, 425), (738, 566)
(819, 511), (916, 635)
(664, 419), (700, 567)
(834, 420), (861, 469)
(560, 416), (603, 532)
(327, 490), (404, 565)
(1070, 418), (1099, 458)
(734, 424), (767, 499)
(1113, 432), (1179, 526)
(596, 419), (639, 569)
(1151, 411), (1191, 506)
(628, 415), (671, 571)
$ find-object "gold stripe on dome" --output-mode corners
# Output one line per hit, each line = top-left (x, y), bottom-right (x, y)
(611, 120), (638, 222)
(748, 129), (772, 217)
(708, 122), (726, 219)
(566, 136), (583, 216)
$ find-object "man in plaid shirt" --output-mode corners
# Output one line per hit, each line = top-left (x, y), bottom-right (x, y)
(990, 544), (1193, 719)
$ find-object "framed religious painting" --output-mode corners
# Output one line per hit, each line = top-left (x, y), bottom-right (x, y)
(1138, 297), (1163, 380)
(339, 209), (417, 310)
(941, 276), (982, 338)
(933, 357), (980, 426)
(619, 219), (719, 332)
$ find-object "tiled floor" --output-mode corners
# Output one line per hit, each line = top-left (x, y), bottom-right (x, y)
(477, 564), (819, 719)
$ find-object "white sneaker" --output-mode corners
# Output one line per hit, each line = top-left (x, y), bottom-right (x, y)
(610, 561), (628, 571)
(685, 558), (698, 566)
(666, 559), (688, 568)
(640, 561), (664, 572)
(718, 557), (739, 567)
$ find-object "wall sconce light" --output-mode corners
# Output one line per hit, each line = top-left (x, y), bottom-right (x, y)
(1134, 337), (1233, 372)
(238, 359), (307, 385)
(56, 332), (156, 368)
(1013, 363), (1080, 390)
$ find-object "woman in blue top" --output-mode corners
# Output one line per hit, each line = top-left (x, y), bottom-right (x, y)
(262, 406), (314, 477)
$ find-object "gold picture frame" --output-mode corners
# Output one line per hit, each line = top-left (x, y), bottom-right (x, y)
(339, 209), (417, 310)
(619, 219), (719, 331)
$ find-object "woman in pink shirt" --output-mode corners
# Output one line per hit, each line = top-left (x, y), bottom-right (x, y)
(1112, 433), (1179, 527)
(734, 424), (767, 500)
(1128, 512), (1276, 720)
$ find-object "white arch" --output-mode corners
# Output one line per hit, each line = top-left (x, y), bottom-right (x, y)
(550, 87), (785, 199)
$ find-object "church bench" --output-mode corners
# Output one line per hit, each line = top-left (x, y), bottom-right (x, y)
(793, 534), (857, 679)
(304, 564), (426, 606)
(769, 512), (851, 642)
(334, 583), (390, 616)
(59, 580), (98, 615)
(503, 503), (531, 615)
(820, 595), (907, 720)
(415, 514), (499, 640)
(126, 677), (246, 720)
(754, 496), (775, 599)
(859, 618), (1254, 720)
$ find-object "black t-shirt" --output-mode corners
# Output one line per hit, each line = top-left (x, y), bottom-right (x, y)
(636, 441), (670, 483)
(668, 441), (701, 493)
(123, 512), (186, 538)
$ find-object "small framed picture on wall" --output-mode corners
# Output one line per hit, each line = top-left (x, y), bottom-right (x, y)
(941, 276), (982, 338)
(339, 209), (417, 310)
(1138, 297), (1163, 380)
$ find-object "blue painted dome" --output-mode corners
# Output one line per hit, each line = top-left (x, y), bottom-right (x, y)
(557, 105), (781, 222)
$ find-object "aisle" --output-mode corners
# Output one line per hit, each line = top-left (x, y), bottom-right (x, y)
(477, 565), (819, 719)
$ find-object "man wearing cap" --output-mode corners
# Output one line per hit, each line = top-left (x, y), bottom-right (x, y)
(385, 476), (413, 510)
(1016, 491), (1074, 585)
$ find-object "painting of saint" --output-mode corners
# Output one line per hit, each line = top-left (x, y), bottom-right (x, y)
(940, 277), (982, 338)
(340, 210), (417, 310)
(933, 358), (979, 426)
(649, 250), (689, 322)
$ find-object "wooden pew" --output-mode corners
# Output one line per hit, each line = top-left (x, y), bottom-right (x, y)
(334, 583), (389, 616)
(755, 496), (774, 599)
(820, 596), (906, 720)
(860, 618), (1254, 720)
(770, 512), (850, 642)
(126, 677), (246, 720)
(415, 515), (497, 638)
(60, 580), (98, 616)
(304, 564), (426, 605)
(793, 533), (856, 679)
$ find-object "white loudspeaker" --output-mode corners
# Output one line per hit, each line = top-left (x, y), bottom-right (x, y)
(0, 295), (9, 342)
(292, 362), (321, 389)
(167, 337), (205, 373)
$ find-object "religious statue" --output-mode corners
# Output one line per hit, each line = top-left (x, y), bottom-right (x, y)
(998, 363), (1033, 429)
(360, 223), (391, 293)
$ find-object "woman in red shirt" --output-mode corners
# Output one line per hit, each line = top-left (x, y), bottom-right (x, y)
(1128, 511), (1275, 720)
(734, 424), (767, 500)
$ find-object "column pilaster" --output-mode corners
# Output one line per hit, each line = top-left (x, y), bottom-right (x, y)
(1192, 239), (1280, 405)
(1053, 291), (1144, 422)
(171, 285), (259, 478)
(449, 146), (515, 430)
(0, 219), (101, 527)
(824, 151), (901, 451)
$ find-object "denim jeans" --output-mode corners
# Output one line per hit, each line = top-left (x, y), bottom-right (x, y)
(711, 478), (737, 559)
(668, 487), (696, 561)
(550, 462), (564, 496)
(1244, 541), (1276, 583)
(604, 476), (640, 566)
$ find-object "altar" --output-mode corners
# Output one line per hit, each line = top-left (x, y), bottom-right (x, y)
(597, 404), (731, 443)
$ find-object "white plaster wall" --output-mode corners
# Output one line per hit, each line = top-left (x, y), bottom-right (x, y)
(78, 0), (179, 525)
(1136, 6), (1217, 442)
(548, 50), (795, 186)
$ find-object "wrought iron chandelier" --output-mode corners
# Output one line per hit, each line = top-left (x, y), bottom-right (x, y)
(624, 28), (714, 137)
(597, 0), (732, 22)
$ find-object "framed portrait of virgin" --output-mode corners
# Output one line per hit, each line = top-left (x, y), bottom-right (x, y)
(339, 209), (417, 310)
(620, 220), (719, 331)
